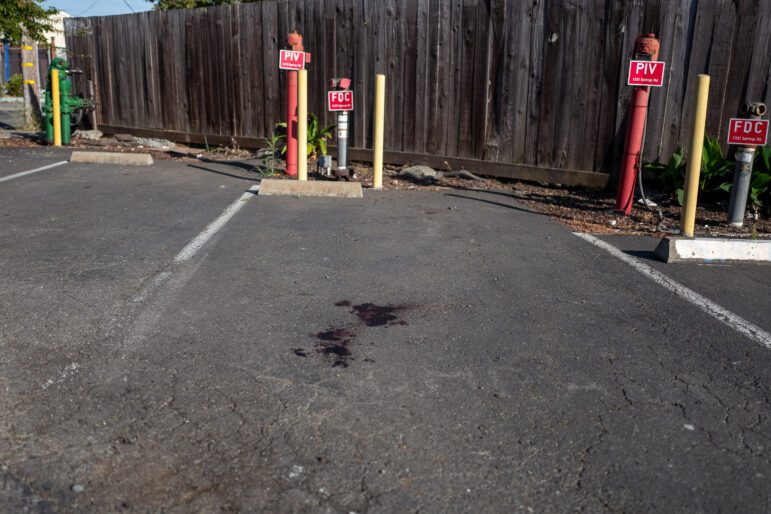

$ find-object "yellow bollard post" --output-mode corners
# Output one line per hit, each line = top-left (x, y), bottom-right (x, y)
(680, 74), (710, 237)
(52, 68), (62, 147)
(373, 74), (386, 190)
(297, 69), (308, 181)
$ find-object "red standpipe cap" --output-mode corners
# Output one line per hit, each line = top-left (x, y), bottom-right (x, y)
(287, 32), (303, 47)
(635, 34), (660, 60)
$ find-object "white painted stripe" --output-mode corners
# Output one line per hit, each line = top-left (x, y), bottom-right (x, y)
(574, 232), (771, 350)
(0, 161), (68, 183)
(174, 185), (259, 263)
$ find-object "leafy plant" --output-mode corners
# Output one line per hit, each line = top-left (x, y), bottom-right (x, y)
(646, 144), (685, 204)
(749, 145), (771, 209)
(307, 113), (335, 158)
(0, 0), (57, 44)
(4, 73), (23, 97)
(645, 137), (735, 206)
(699, 136), (734, 195)
(275, 113), (336, 160)
(256, 128), (286, 176)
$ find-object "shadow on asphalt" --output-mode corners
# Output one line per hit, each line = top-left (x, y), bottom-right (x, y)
(620, 249), (660, 263)
(187, 163), (261, 182)
(197, 157), (263, 173)
(444, 192), (542, 216)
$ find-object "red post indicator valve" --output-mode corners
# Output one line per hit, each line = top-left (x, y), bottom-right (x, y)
(627, 60), (665, 87)
(279, 49), (306, 70)
(727, 119), (769, 146)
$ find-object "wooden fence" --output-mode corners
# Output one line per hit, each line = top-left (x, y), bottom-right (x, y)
(64, 0), (771, 185)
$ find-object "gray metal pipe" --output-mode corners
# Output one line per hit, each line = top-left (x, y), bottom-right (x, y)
(727, 102), (766, 227)
(728, 147), (756, 226)
(337, 111), (349, 177)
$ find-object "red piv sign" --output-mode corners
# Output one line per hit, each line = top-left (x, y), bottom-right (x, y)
(627, 60), (666, 87)
(279, 50), (305, 70)
(328, 90), (354, 111)
(727, 118), (769, 146)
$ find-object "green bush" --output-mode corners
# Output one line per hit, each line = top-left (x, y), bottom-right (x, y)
(749, 146), (771, 209)
(645, 137), (770, 211)
(4, 73), (23, 97)
(275, 113), (335, 160)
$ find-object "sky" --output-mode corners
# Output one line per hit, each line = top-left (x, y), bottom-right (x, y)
(43, 0), (152, 17)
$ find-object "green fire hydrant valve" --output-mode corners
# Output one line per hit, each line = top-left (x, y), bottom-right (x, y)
(43, 58), (94, 145)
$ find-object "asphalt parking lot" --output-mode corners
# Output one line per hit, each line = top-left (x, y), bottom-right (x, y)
(1, 147), (769, 513)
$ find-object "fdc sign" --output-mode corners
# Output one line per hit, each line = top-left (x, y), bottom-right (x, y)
(628, 60), (665, 87)
(279, 50), (305, 70)
(727, 119), (769, 146)
(328, 90), (354, 111)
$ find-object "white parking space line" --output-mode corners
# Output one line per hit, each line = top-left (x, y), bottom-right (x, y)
(0, 161), (69, 184)
(575, 232), (771, 350)
(174, 184), (260, 263)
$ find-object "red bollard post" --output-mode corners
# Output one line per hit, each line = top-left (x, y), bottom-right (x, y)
(615, 35), (660, 215)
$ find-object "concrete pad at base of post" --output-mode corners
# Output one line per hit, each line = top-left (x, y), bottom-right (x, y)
(70, 151), (154, 166)
(258, 179), (363, 198)
(655, 236), (771, 263)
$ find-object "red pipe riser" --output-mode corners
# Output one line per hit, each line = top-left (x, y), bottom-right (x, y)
(286, 70), (298, 177)
(615, 86), (650, 215)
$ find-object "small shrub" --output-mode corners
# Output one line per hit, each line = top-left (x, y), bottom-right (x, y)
(4, 73), (23, 97)
(646, 144), (685, 204)
(645, 137), (735, 206)
(275, 113), (335, 160)
(699, 136), (734, 196)
(749, 145), (771, 209)
(256, 127), (286, 176)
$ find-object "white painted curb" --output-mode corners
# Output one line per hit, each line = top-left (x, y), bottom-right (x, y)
(655, 237), (771, 263)
(70, 151), (153, 166)
(258, 178), (363, 198)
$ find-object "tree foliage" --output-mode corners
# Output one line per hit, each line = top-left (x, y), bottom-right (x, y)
(148, 0), (262, 9)
(0, 0), (58, 44)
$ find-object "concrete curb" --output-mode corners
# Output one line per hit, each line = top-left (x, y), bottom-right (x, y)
(258, 179), (363, 198)
(70, 151), (154, 166)
(655, 236), (771, 263)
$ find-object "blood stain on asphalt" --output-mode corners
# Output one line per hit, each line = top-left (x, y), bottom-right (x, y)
(315, 328), (356, 341)
(347, 303), (408, 327)
(292, 302), (408, 366)
(311, 327), (357, 367)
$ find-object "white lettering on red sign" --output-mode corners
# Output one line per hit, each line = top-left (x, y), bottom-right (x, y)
(727, 118), (769, 146)
(627, 60), (666, 87)
(279, 50), (305, 70)
(328, 90), (354, 111)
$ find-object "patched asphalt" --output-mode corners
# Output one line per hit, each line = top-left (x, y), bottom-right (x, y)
(1, 149), (769, 513)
